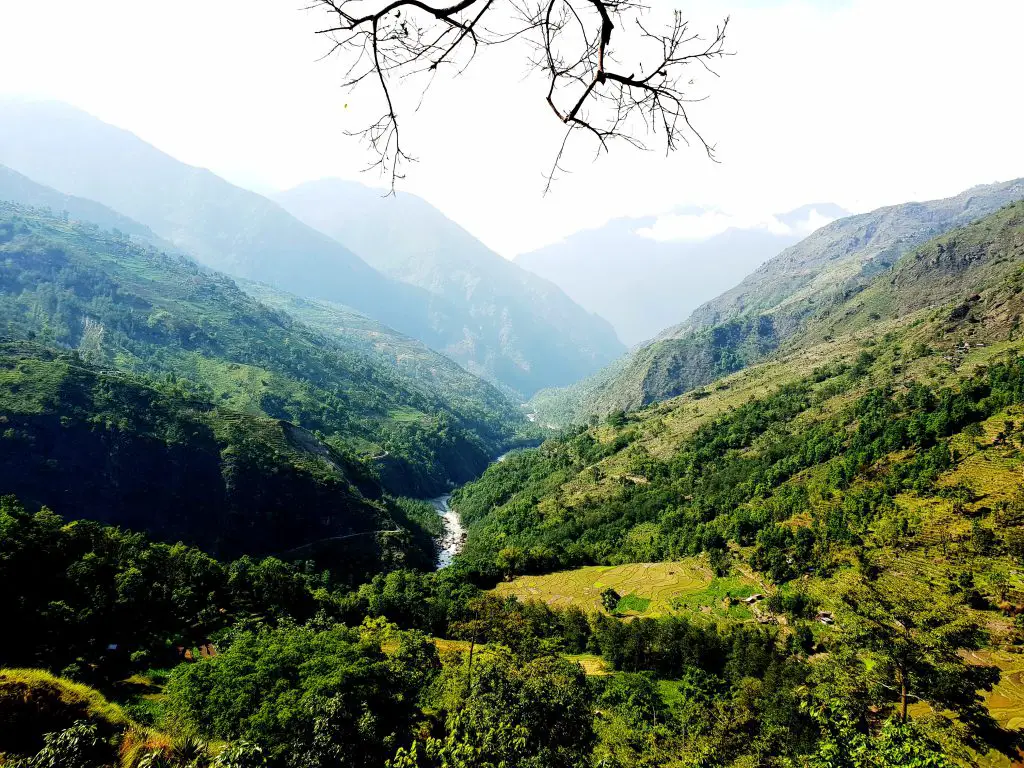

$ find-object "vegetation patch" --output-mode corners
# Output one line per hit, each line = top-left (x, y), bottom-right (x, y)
(614, 594), (651, 614)
(492, 560), (712, 616)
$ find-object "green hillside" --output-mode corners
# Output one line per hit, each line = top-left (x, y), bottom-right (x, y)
(0, 342), (437, 576)
(455, 201), (1024, 576)
(0, 202), (527, 495)
(531, 178), (1024, 424)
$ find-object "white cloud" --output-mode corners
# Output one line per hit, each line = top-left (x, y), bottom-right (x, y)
(798, 208), (836, 236)
(637, 210), (791, 241)
(0, 0), (1022, 257)
(635, 206), (838, 243)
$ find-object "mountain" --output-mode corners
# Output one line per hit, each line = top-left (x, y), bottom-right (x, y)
(274, 178), (625, 394)
(0, 102), (459, 345)
(0, 101), (624, 395)
(0, 163), (164, 244)
(516, 204), (847, 345)
(0, 200), (528, 495)
(530, 178), (1024, 424)
(0, 341), (436, 579)
(455, 198), (1024, 578)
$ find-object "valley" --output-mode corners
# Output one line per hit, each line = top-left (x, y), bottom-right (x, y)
(1, 88), (1024, 768)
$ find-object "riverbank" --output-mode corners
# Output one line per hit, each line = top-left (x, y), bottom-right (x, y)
(429, 449), (518, 568)
(428, 494), (464, 568)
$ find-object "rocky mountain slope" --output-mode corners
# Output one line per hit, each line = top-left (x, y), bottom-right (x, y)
(516, 204), (846, 345)
(530, 178), (1024, 424)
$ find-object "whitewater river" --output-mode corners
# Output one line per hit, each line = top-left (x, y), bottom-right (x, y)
(430, 450), (513, 568)
(428, 494), (464, 569)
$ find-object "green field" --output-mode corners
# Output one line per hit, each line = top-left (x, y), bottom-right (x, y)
(492, 559), (763, 618)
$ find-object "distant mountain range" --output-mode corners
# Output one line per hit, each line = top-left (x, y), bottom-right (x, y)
(274, 178), (624, 394)
(0, 100), (623, 396)
(530, 178), (1024, 424)
(515, 204), (847, 345)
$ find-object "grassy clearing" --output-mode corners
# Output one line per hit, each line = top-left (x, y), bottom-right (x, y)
(0, 668), (130, 729)
(565, 654), (610, 676)
(491, 559), (762, 618)
(669, 575), (761, 620)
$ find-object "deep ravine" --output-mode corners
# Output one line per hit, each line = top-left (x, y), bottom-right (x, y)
(430, 449), (513, 568)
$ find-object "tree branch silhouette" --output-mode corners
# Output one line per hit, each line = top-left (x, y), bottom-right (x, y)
(311, 0), (729, 191)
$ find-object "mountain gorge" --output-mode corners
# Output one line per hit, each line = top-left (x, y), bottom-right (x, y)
(531, 178), (1024, 424)
(2, 102), (1024, 768)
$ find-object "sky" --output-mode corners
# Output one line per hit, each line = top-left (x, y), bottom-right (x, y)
(0, 0), (1023, 257)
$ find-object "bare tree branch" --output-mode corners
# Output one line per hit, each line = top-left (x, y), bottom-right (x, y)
(310, 0), (730, 191)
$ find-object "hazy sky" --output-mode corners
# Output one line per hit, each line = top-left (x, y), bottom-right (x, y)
(1, 0), (1023, 257)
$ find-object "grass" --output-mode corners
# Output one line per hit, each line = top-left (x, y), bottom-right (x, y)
(565, 654), (610, 676)
(492, 559), (756, 618)
(430, 640), (610, 677)
(669, 574), (761, 620)
(615, 594), (651, 614)
(0, 668), (130, 729)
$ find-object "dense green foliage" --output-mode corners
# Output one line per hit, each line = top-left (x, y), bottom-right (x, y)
(456, 351), (1024, 578)
(0, 345), (444, 568)
(0, 203), (526, 495)
(164, 623), (437, 768)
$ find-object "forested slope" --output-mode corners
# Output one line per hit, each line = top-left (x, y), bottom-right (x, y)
(0, 343), (439, 577)
(0, 202), (527, 495)
(456, 201), (1024, 575)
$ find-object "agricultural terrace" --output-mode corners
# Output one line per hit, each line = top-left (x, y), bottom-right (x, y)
(491, 559), (762, 618)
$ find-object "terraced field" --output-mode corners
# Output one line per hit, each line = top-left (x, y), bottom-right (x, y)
(962, 650), (1024, 768)
(492, 560), (760, 618)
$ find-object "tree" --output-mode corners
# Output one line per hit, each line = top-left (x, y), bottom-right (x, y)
(804, 702), (956, 768)
(601, 587), (621, 613)
(310, 0), (729, 188)
(832, 568), (1002, 749)
(7, 722), (113, 768)
(425, 650), (595, 768)
(164, 622), (438, 767)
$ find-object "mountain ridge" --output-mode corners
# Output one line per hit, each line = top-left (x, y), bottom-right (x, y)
(274, 177), (625, 394)
(0, 199), (529, 496)
(0, 101), (621, 396)
(530, 178), (1024, 425)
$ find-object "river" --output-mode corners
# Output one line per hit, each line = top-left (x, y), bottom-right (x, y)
(429, 450), (513, 568)
(428, 494), (464, 568)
